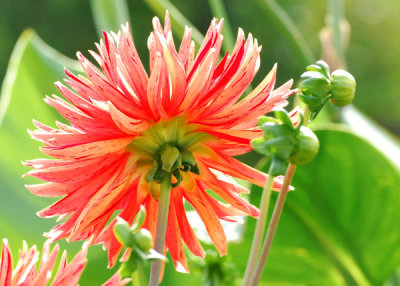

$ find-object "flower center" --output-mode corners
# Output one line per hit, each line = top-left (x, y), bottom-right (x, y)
(126, 117), (215, 189)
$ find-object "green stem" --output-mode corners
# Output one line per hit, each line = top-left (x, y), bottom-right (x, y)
(257, 0), (315, 66)
(328, 0), (345, 67)
(303, 107), (311, 126)
(144, 0), (204, 46)
(249, 163), (297, 286)
(131, 263), (147, 286)
(242, 165), (275, 286)
(207, 0), (235, 53)
(149, 175), (172, 286)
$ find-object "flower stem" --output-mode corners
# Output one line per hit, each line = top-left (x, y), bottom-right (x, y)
(304, 107), (311, 125)
(242, 165), (275, 286)
(328, 0), (345, 67)
(132, 263), (147, 286)
(149, 174), (172, 286)
(249, 163), (297, 286)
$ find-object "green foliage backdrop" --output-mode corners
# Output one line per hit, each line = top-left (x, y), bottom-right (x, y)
(0, 0), (399, 285)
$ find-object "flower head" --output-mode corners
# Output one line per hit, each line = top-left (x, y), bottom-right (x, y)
(25, 13), (294, 271)
(0, 239), (129, 286)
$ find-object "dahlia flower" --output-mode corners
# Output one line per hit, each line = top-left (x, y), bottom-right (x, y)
(25, 13), (294, 271)
(0, 239), (128, 286)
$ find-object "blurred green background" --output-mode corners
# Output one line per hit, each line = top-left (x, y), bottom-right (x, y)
(1, 0), (399, 135)
(1, 0), (400, 285)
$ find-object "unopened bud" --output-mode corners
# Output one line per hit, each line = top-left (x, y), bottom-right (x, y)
(289, 126), (319, 165)
(133, 229), (153, 252)
(330, 70), (356, 106)
(300, 71), (332, 98)
(114, 218), (134, 248)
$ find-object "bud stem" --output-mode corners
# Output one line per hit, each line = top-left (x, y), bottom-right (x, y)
(249, 163), (297, 286)
(149, 174), (172, 286)
(132, 263), (147, 286)
(242, 165), (275, 286)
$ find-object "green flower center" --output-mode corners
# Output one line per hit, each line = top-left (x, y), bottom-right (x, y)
(126, 117), (215, 188)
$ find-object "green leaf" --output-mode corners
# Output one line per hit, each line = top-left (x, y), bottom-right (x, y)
(0, 30), (81, 247)
(0, 30), (115, 284)
(232, 128), (400, 285)
(341, 105), (400, 170)
(90, 0), (131, 35)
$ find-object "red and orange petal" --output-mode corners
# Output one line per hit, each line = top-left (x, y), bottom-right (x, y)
(25, 12), (295, 271)
(0, 239), (129, 286)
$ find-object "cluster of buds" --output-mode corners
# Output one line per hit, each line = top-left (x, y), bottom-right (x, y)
(113, 206), (165, 277)
(251, 109), (319, 176)
(299, 60), (356, 120)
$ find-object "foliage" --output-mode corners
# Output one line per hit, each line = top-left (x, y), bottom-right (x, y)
(0, 0), (399, 285)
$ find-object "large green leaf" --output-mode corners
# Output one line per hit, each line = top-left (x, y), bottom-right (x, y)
(0, 29), (79, 245)
(0, 30), (118, 284)
(231, 128), (400, 285)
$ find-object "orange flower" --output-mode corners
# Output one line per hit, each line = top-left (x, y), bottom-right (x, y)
(0, 239), (129, 286)
(25, 13), (294, 271)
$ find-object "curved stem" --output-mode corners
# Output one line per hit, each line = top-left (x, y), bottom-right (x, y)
(242, 165), (275, 286)
(149, 175), (172, 286)
(249, 163), (297, 286)
(328, 0), (345, 66)
(257, 0), (315, 66)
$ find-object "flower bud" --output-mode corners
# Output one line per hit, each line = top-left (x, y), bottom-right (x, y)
(259, 122), (296, 160)
(300, 71), (332, 98)
(307, 60), (331, 77)
(289, 126), (319, 165)
(133, 228), (153, 252)
(114, 218), (135, 248)
(330, 70), (356, 106)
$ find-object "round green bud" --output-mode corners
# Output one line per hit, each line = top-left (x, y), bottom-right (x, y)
(114, 219), (135, 248)
(330, 70), (356, 106)
(133, 228), (153, 252)
(289, 126), (319, 165)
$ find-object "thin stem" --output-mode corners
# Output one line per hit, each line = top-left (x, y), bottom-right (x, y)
(257, 0), (315, 66)
(131, 263), (147, 286)
(242, 165), (275, 286)
(328, 0), (345, 67)
(149, 175), (172, 286)
(303, 107), (311, 126)
(207, 0), (235, 53)
(249, 163), (297, 286)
